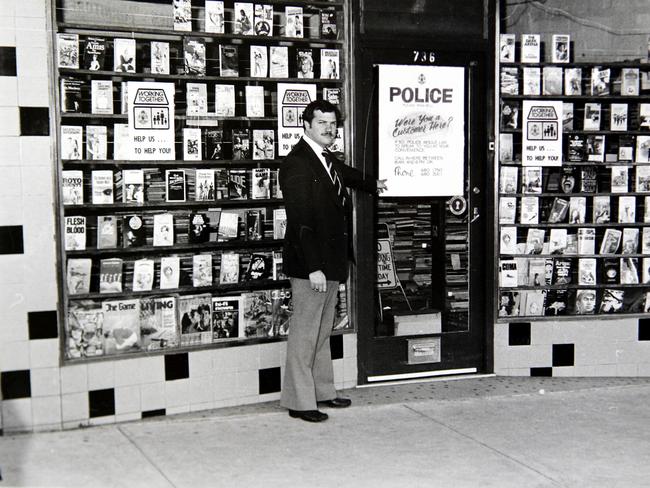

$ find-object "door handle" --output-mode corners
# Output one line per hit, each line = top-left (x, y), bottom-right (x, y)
(471, 207), (480, 223)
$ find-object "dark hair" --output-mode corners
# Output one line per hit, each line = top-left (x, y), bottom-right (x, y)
(302, 100), (341, 126)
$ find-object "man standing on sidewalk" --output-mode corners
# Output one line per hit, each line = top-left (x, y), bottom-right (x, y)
(279, 100), (387, 422)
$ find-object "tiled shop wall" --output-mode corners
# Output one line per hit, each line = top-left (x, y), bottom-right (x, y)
(0, 0), (357, 433)
(494, 0), (650, 376)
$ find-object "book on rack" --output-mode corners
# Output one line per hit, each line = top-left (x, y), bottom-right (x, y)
(228, 168), (249, 199)
(184, 37), (206, 76)
(273, 251), (286, 280)
(91, 170), (114, 204)
(499, 133), (514, 163)
(66, 301), (103, 358)
(321, 10), (338, 39)
(519, 196), (539, 224)
(580, 166), (597, 193)
(621, 68), (640, 96)
(245, 85), (265, 117)
(610, 166), (629, 193)
(551, 34), (570, 63)
(644, 258), (650, 284)
(195, 169), (215, 201)
(99, 257), (123, 293)
(271, 169), (282, 198)
(574, 290), (596, 314)
(139, 296), (178, 350)
(562, 102), (574, 130)
(620, 257), (639, 284)
(524, 228), (545, 255)
(522, 166), (542, 193)
(498, 291), (521, 317)
(86, 125), (107, 160)
(499, 259), (517, 287)
(233, 2), (254, 35)
(102, 299), (141, 354)
(113, 123), (130, 160)
(246, 209), (264, 240)
(113, 38), (136, 73)
(636, 166), (650, 192)
(212, 296), (242, 340)
(205, 0), (225, 34)
(285, 6), (304, 38)
(578, 258), (597, 285)
(252, 129), (275, 160)
(520, 34), (540, 63)
(217, 211), (239, 241)
(150, 41), (170, 74)
(544, 288), (568, 316)
(643, 228), (650, 254)
(499, 166), (518, 194)
(583, 102), (601, 131)
(159, 256), (180, 289)
(566, 135), (584, 162)
(577, 228), (596, 255)
(219, 252), (240, 284)
(636, 135), (650, 163)
(499, 33), (515, 63)
(193, 254), (213, 287)
(590, 67), (610, 96)
(188, 211), (210, 243)
(214, 84), (235, 116)
(523, 67), (540, 95)
(500, 67), (518, 95)
(600, 289), (625, 313)
(251, 168), (270, 199)
(66, 258), (92, 295)
(565, 233), (578, 255)
(618, 135), (635, 161)
(64, 216), (86, 251)
(524, 290), (545, 316)
(553, 257), (572, 285)
(499, 227), (517, 254)
(600, 228), (622, 254)
(186, 83), (208, 116)
(244, 252), (272, 281)
(645, 196), (650, 222)
(122, 214), (146, 247)
(498, 197), (516, 224)
(500, 101), (519, 130)
(622, 228), (639, 254)
(528, 258), (546, 286)
(273, 208), (287, 240)
(547, 198), (569, 223)
(568, 196), (586, 224)
(121, 169), (144, 204)
(97, 216), (117, 249)
(153, 213), (174, 246)
(120, 81), (128, 114)
(639, 104), (650, 130)
(57, 33), (79, 69)
(610, 103), (628, 131)
(219, 45), (239, 76)
(254, 4), (273, 36)
(241, 290), (275, 337)
(296, 48), (314, 78)
(231, 129), (250, 160)
(618, 196), (636, 223)
(542, 67), (563, 96)
(61, 126), (83, 160)
(60, 78), (83, 113)
(250, 45), (268, 77)
(183, 128), (202, 161)
(320, 49), (340, 79)
(545, 169), (561, 192)
(179, 294), (213, 346)
(204, 129), (223, 160)
(602, 258), (619, 284)
(91, 80), (113, 114)
(132, 258), (154, 292)
(173, 0), (192, 31)
(166, 169), (186, 202)
(548, 228), (567, 254)
(592, 195), (611, 223)
(269, 46), (289, 78)
(564, 67), (582, 95)
(323, 87), (341, 106)
(586, 134), (605, 162)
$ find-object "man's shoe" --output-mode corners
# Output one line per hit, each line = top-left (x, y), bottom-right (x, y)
(288, 409), (328, 422)
(317, 397), (352, 408)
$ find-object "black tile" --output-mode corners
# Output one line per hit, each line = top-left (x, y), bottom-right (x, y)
(639, 319), (650, 341)
(165, 353), (189, 381)
(330, 334), (343, 360)
(530, 367), (552, 377)
(0, 226), (24, 255)
(142, 408), (166, 418)
(88, 388), (115, 418)
(508, 322), (531, 346)
(259, 367), (281, 395)
(28, 311), (58, 340)
(1, 370), (31, 399)
(552, 344), (575, 367)
(19, 107), (50, 136)
(0, 47), (17, 76)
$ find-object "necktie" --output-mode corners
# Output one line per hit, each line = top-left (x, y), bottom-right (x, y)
(323, 150), (346, 206)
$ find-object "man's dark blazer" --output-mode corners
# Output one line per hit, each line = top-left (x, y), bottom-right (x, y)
(279, 138), (376, 283)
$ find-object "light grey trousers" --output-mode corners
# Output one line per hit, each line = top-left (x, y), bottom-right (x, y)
(280, 277), (339, 411)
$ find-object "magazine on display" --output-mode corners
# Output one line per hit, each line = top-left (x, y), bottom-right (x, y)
(590, 67), (611, 96)
(166, 170), (187, 202)
(523, 67), (540, 96)
(132, 258), (154, 292)
(204, 129), (224, 160)
(233, 2), (254, 35)
(269, 46), (289, 77)
(600, 228), (622, 254)
(219, 252), (240, 284)
(219, 45), (239, 76)
(66, 301), (104, 358)
(246, 209), (264, 240)
(610, 103), (628, 131)
(618, 196), (637, 223)
(580, 166), (597, 193)
(173, 0), (192, 31)
(583, 103), (601, 131)
(231, 130), (251, 160)
(150, 41), (170, 74)
(57, 33), (79, 68)
(251, 168), (270, 199)
(620, 257), (640, 284)
(66, 258), (92, 295)
(188, 212), (210, 243)
(254, 4), (273, 36)
(611, 166), (629, 193)
(528, 258), (546, 286)
(622, 228), (640, 255)
(636, 166), (650, 192)
(586, 135), (605, 162)
(499, 34), (515, 63)
(183, 128), (202, 161)
(122, 214), (146, 248)
(250, 45), (268, 77)
(228, 168), (249, 199)
(91, 80), (113, 114)
(99, 258), (123, 293)
(186, 83), (208, 116)
(636, 136), (650, 162)
(524, 228), (545, 255)
(252, 129), (275, 160)
(285, 6), (304, 38)
(542, 67), (563, 96)
(64, 216), (86, 251)
(97, 216), (117, 249)
(547, 198), (569, 223)
(193, 254), (213, 287)
(578, 258), (597, 285)
(323, 87), (341, 105)
(522, 167), (542, 193)
(577, 228), (596, 255)
(60, 78), (83, 113)
(215, 84), (235, 116)
(113, 38), (136, 73)
(500, 101), (519, 130)
(524, 290), (545, 316)
(212, 296), (242, 340)
(179, 294), (213, 346)
(205, 0), (225, 34)
(498, 291), (521, 317)
(122, 169), (144, 204)
(61, 126), (83, 160)
(86, 125), (107, 160)
(500, 67), (518, 95)
(217, 211), (239, 241)
(195, 169), (215, 201)
(564, 68), (582, 95)
(320, 49), (340, 79)
(600, 289), (625, 313)
(321, 11), (338, 40)
(153, 213), (174, 247)
(91, 170), (114, 204)
(296, 48), (314, 78)
(159, 256), (181, 289)
(520, 34), (540, 63)
(245, 85), (265, 117)
(568, 196), (586, 224)
(184, 38), (206, 76)
(551, 34), (570, 63)
(621, 68), (640, 96)
(242, 290), (274, 337)
(139, 296), (178, 350)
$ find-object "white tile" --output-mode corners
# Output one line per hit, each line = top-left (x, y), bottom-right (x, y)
(2, 398), (33, 431)
(493, 322), (508, 347)
(213, 371), (237, 400)
(236, 370), (258, 398)
(258, 392), (281, 403)
(17, 76), (50, 107)
(115, 385), (141, 415)
(166, 405), (190, 416)
(88, 415), (116, 426)
(333, 358), (344, 385)
(505, 368), (531, 376)
(60, 363), (88, 394)
(259, 341), (285, 369)
(530, 321), (554, 345)
(189, 401), (214, 413)
(16, 47), (48, 78)
(15, 0), (46, 17)
(0, 340), (30, 371)
(61, 392), (88, 422)
(31, 395), (62, 427)
(637, 363), (650, 376)
(573, 365), (598, 376)
(165, 378), (190, 408)
(235, 344), (260, 372)
(139, 356), (165, 383)
(0, 107), (20, 136)
(0, 136), (21, 165)
(493, 346), (509, 373)
(343, 356), (357, 384)
(552, 366), (575, 377)
(591, 364), (618, 376)
(19, 135), (53, 165)
(21, 165), (54, 198)
(616, 363), (638, 376)
(115, 412), (141, 423)
(114, 357), (142, 387)
(342, 333), (357, 358)
(189, 349), (213, 378)
(0, 77), (18, 106)
(0, 197), (25, 228)
(0, 257), (25, 286)
(29, 339), (60, 368)
(15, 19), (47, 48)
(87, 360), (115, 390)
(0, 166), (22, 195)
(62, 420), (90, 430)
(0, 18), (16, 46)
(213, 398), (240, 409)
(0, 311), (30, 342)
(189, 376), (213, 405)
(22, 276), (58, 312)
(30, 366), (61, 397)
(140, 382), (165, 410)
(212, 347), (240, 373)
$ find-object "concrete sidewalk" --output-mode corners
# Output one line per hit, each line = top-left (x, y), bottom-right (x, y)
(1, 376), (649, 488)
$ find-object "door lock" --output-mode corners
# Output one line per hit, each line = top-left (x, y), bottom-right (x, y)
(471, 207), (480, 223)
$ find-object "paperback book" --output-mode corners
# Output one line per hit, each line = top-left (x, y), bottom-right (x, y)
(159, 256), (180, 289)
(499, 34), (515, 63)
(551, 34), (570, 63)
(86, 125), (107, 160)
(250, 45), (268, 77)
(166, 169), (187, 202)
(253, 4), (273, 36)
(113, 38), (136, 73)
(60, 78), (83, 113)
(219, 252), (240, 284)
(183, 128), (202, 161)
(64, 216), (86, 251)
(122, 169), (144, 204)
(233, 2), (254, 35)
(66, 258), (92, 295)
(97, 215), (117, 249)
(215, 84), (235, 116)
(228, 168), (249, 198)
(252, 129), (275, 159)
(61, 126), (83, 160)
(219, 45), (239, 77)
(542, 67), (563, 96)
(296, 48), (314, 78)
(610, 103), (628, 131)
(520, 34), (540, 63)
(91, 170), (114, 204)
(320, 49), (340, 79)
(132, 258), (154, 291)
(212, 296), (242, 340)
(204, 129), (224, 159)
(321, 11), (338, 40)
(269, 46), (289, 78)
(57, 33), (79, 68)
(193, 254), (213, 287)
(173, 0), (193, 31)
(245, 85), (265, 117)
(231, 129), (251, 160)
(500, 227), (518, 254)
(153, 213), (174, 246)
(102, 299), (141, 354)
(186, 83), (208, 115)
(195, 169), (216, 201)
(150, 41), (170, 74)
(251, 168), (271, 199)
(184, 37), (206, 76)
(246, 209), (264, 240)
(217, 211), (239, 241)
(244, 252), (272, 281)
(99, 258), (123, 293)
(564, 67), (582, 95)
(188, 212), (210, 243)
(91, 79), (113, 114)
(122, 214), (146, 248)
(66, 301), (104, 358)
(273, 208), (287, 239)
(285, 6), (304, 38)
(523, 67), (540, 95)
(205, 0), (225, 34)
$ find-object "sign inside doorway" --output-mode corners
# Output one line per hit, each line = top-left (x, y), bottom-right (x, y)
(377, 64), (465, 196)
(376, 238), (398, 289)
